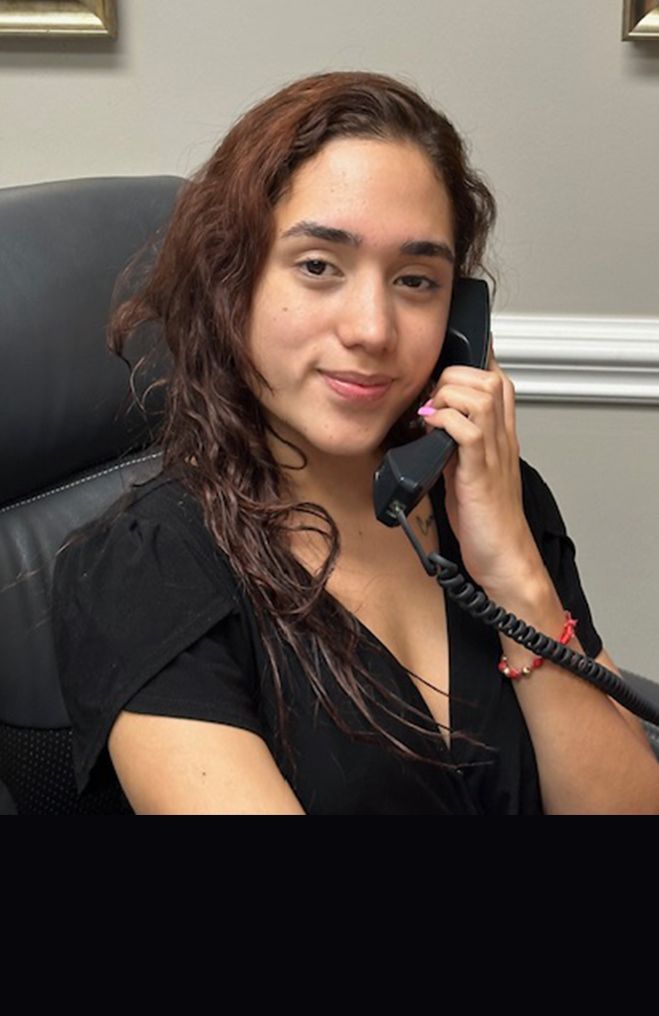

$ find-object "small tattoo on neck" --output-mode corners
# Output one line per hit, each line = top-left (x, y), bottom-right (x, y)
(415, 512), (434, 537)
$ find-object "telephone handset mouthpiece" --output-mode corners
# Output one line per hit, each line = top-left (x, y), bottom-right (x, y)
(373, 278), (491, 527)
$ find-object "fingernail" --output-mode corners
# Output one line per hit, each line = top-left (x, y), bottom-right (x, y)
(417, 405), (435, 417)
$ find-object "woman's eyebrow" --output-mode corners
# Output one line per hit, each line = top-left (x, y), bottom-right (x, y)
(279, 219), (455, 264)
(400, 238), (455, 264)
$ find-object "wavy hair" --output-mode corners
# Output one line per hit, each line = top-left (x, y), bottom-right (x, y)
(110, 71), (498, 788)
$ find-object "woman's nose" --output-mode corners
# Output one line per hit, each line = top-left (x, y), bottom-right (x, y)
(336, 276), (396, 350)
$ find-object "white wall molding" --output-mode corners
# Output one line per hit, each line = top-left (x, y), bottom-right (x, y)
(492, 314), (659, 405)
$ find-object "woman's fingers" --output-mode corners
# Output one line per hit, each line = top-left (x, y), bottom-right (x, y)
(421, 371), (506, 470)
(486, 349), (519, 450)
(424, 356), (519, 468)
(418, 349), (528, 588)
(421, 405), (487, 476)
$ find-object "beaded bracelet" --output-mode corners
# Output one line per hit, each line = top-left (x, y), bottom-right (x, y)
(498, 610), (578, 679)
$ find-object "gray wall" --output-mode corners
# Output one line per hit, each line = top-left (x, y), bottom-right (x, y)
(2, 0), (657, 315)
(2, 0), (658, 677)
(517, 403), (659, 679)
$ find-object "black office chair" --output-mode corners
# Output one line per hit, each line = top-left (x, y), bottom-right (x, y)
(0, 175), (184, 814)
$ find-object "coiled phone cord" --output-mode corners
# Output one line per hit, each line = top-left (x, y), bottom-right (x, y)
(395, 506), (659, 730)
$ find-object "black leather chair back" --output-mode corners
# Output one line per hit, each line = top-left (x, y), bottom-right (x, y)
(0, 175), (184, 813)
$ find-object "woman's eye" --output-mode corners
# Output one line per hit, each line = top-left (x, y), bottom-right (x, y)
(397, 275), (439, 291)
(298, 259), (332, 277)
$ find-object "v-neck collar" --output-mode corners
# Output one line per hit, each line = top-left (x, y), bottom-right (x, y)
(322, 474), (461, 765)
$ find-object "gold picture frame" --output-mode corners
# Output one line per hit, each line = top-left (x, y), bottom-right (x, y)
(0, 1), (117, 38)
(623, 1), (659, 39)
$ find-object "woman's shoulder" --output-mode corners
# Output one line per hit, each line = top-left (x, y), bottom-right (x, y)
(119, 470), (206, 530)
(52, 471), (239, 641)
(55, 471), (222, 586)
(65, 471), (208, 554)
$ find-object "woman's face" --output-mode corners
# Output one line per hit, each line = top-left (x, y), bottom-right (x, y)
(247, 136), (456, 466)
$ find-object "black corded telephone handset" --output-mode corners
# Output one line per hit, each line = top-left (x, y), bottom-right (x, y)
(372, 278), (659, 729)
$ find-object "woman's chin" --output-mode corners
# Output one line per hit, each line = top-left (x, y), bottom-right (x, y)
(310, 426), (394, 460)
(264, 409), (406, 464)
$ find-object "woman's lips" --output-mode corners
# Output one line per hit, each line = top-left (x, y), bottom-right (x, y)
(320, 372), (392, 402)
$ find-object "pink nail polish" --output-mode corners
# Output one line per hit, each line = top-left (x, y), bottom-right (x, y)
(417, 406), (435, 417)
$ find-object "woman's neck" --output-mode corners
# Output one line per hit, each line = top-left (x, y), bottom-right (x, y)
(280, 451), (384, 525)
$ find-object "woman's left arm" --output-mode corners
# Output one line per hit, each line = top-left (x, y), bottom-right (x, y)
(496, 585), (659, 815)
(592, 647), (656, 751)
(421, 351), (659, 815)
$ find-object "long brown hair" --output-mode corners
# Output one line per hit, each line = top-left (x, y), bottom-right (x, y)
(110, 71), (498, 784)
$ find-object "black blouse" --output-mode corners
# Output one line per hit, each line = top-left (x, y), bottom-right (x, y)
(51, 458), (603, 815)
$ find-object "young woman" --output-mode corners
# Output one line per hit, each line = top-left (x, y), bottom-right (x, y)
(52, 71), (659, 814)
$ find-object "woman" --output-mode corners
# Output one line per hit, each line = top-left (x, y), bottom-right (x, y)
(52, 71), (658, 814)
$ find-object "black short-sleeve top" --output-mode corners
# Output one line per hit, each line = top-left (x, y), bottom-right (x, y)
(51, 458), (603, 814)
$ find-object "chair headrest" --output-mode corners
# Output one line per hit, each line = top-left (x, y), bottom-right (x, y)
(0, 174), (184, 508)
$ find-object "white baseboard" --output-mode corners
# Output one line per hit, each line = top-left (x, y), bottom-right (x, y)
(492, 314), (659, 404)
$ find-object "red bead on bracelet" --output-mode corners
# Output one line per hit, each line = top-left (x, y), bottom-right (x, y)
(498, 611), (578, 680)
